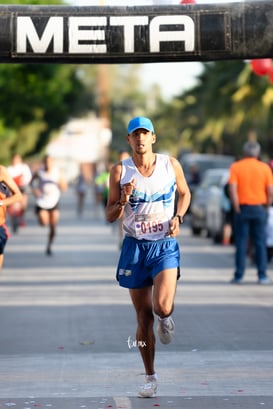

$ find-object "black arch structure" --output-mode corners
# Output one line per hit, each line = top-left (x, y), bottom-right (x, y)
(0, 1), (272, 64)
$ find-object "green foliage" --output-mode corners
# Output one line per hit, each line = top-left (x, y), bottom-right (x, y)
(0, 0), (272, 163)
(0, 0), (88, 164)
(158, 60), (273, 159)
(0, 63), (88, 163)
(108, 65), (152, 152)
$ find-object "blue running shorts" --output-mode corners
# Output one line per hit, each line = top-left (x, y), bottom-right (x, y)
(116, 236), (180, 289)
(0, 225), (9, 254)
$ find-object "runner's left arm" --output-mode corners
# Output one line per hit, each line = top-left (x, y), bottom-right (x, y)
(0, 165), (23, 206)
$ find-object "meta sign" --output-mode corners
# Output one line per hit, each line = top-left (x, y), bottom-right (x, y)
(0, 1), (272, 63)
(16, 15), (195, 55)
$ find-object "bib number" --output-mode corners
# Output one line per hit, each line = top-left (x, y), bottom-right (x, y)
(135, 213), (168, 236)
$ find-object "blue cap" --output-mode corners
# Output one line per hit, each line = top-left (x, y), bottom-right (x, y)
(127, 116), (154, 134)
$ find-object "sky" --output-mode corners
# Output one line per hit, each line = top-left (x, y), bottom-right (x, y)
(69, 0), (240, 99)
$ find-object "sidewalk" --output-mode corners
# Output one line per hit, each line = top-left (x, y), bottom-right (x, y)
(0, 187), (272, 409)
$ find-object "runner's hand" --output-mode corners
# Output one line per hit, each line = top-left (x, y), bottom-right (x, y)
(169, 216), (179, 237)
(121, 178), (136, 203)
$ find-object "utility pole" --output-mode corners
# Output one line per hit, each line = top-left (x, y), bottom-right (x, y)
(98, 0), (110, 125)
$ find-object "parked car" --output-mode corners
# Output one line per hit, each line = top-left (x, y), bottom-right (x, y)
(179, 153), (234, 191)
(190, 168), (231, 242)
(179, 153), (234, 216)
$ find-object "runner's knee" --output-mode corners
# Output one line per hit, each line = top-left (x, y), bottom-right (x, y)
(154, 301), (174, 318)
(136, 308), (154, 329)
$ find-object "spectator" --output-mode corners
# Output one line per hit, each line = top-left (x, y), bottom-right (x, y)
(266, 160), (273, 262)
(188, 163), (200, 186)
(228, 141), (273, 284)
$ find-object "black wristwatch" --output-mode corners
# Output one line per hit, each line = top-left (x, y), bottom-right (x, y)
(175, 214), (184, 224)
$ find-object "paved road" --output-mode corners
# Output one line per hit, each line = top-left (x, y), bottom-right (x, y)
(0, 187), (273, 409)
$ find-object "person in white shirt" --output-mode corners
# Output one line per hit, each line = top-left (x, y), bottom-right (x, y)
(106, 116), (191, 398)
(31, 155), (67, 256)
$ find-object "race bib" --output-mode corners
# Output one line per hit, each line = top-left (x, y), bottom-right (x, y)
(134, 212), (169, 237)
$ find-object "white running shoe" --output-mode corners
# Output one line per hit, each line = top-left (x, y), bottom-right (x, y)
(138, 375), (157, 398)
(157, 316), (175, 344)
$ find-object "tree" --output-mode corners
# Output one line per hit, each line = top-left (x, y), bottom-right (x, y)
(160, 60), (273, 158)
(0, 63), (91, 163)
(0, 0), (95, 164)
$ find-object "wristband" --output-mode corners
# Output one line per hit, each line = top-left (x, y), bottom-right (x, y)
(0, 200), (3, 206)
(175, 214), (183, 224)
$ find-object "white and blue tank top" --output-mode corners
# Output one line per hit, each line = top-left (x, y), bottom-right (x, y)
(120, 154), (176, 240)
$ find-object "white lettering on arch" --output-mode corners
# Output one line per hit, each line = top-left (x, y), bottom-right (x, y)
(110, 16), (149, 53)
(69, 17), (107, 54)
(150, 15), (195, 52)
(17, 16), (63, 53)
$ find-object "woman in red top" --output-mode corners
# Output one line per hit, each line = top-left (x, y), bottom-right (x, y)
(0, 165), (23, 269)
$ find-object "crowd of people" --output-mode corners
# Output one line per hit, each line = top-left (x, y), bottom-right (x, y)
(0, 148), (133, 265)
(0, 147), (132, 264)
(1, 120), (273, 398)
(0, 154), (68, 264)
(1, 135), (273, 278)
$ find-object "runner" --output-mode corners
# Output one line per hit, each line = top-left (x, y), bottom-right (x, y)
(7, 154), (32, 227)
(0, 165), (23, 269)
(105, 116), (191, 397)
(31, 155), (67, 255)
